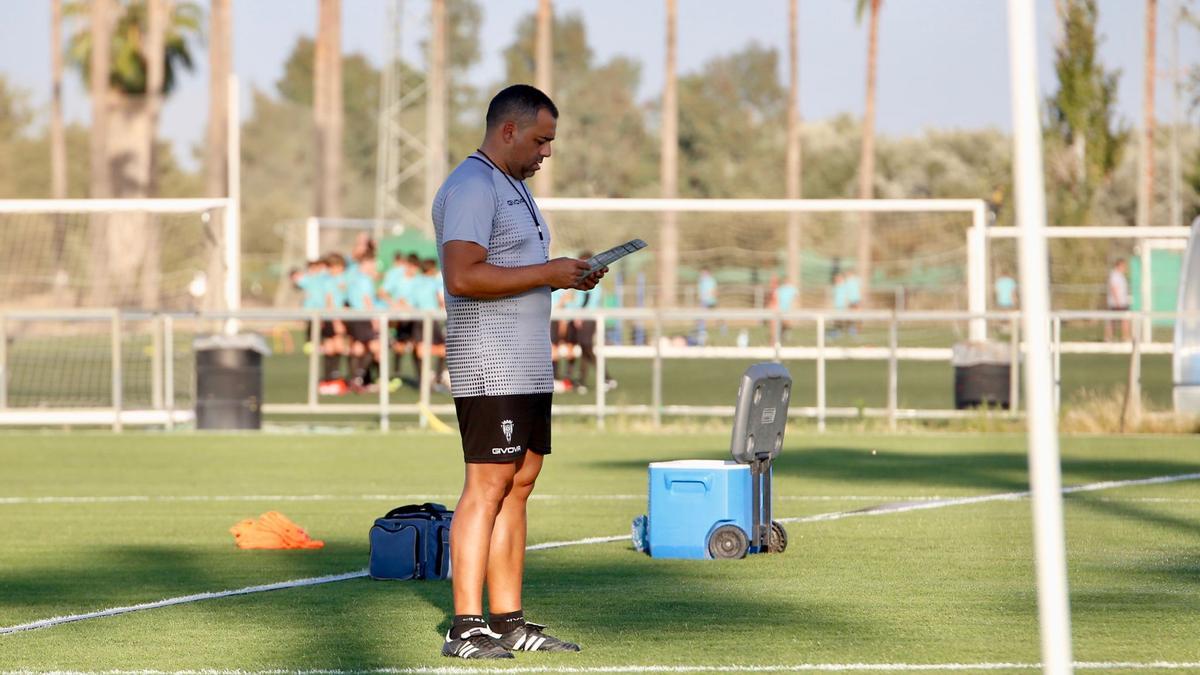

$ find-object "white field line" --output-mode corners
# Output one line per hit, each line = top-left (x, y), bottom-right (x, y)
(777, 472), (1200, 526)
(3, 472), (1199, 638)
(4, 661), (1200, 673)
(0, 570), (368, 636)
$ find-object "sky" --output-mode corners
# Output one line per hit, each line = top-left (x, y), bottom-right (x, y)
(2, 0), (1198, 172)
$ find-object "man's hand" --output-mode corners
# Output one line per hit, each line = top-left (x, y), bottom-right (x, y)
(546, 257), (592, 290)
(573, 266), (607, 291)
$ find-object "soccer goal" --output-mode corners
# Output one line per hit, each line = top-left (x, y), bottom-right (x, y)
(0, 198), (239, 313)
(0, 197), (238, 429)
(538, 197), (990, 338)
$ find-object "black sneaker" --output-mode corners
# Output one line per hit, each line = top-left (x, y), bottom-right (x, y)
(497, 621), (581, 653)
(441, 626), (514, 659)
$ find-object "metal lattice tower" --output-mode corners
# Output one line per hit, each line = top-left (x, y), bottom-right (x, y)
(374, 0), (430, 234)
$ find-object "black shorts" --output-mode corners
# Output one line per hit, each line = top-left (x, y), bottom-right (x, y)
(347, 320), (377, 344)
(320, 320), (338, 339)
(453, 393), (552, 464)
(565, 320), (595, 347)
(392, 320), (416, 342)
(551, 320), (570, 345)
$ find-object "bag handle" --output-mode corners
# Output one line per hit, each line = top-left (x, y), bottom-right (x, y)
(384, 502), (450, 519)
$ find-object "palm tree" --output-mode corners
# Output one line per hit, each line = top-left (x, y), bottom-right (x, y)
(205, 0), (231, 311)
(315, 0), (343, 219)
(50, 0), (71, 299)
(85, 0), (113, 306)
(68, 0), (201, 306)
(854, 0), (881, 306)
(1137, 0), (1157, 232)
(533, 0), (554, 197)
(785, 0), (802, 292)
(206, 0), (230, 199)
(659, 0), (678, 308)
(51, 0), (67, 200)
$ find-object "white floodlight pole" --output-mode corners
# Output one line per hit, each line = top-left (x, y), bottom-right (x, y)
(224, 74), (242, 335)
(1007, 2), (1073, 673)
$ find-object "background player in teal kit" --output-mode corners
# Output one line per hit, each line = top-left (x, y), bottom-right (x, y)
(344, 256), (383, 390)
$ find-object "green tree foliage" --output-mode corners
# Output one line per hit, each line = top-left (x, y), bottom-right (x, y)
(677, 44), (788, 198)
(1045, 0), (1128, 227)
(64, 0), (202, 95)
(502, 10), (656, 197)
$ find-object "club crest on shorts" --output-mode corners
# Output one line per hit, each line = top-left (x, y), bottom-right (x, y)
(501, 419), (515, 444)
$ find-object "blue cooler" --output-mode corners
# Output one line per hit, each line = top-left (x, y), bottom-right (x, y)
(647, 460), (752, 559)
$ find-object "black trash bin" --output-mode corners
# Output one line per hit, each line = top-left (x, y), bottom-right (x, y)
(194, 334), (269, 429)
(952, 341), (1012, 410)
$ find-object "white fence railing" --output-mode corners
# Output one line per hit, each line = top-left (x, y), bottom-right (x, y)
(0, 307), (1178, 431)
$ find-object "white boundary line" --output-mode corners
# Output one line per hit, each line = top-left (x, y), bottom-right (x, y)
(3, 472), (1199, 638)
(4, 661), (1200, 673)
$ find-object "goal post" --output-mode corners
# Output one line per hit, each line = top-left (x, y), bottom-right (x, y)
(0, 198), (239, 314)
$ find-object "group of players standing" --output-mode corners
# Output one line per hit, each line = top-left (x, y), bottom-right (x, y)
(550, 250), (611, 394)
(293, 237), (448, 395)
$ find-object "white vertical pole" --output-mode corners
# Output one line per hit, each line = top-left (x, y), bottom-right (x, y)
(651, 312), (663, 428)
(224, 74), (242, 336)
(595, 313), (606, 430)
(887, 314), (898, 430)
(0, 314), (8, 410)
(164, 314), (175, 430)
(816, 315), (826, 432)
(111, 311), (123, 433)
(305, 217), (321, 261)
(968, 204), (989, 341)
(419, 314), (433, 429)
(379, 311), (390, 432)
(151, 315), (164, 410)
(308, 314), (320, 407)
(1141, 246), (1153, 342)
(1009, 313), (1020, 415)
(1007, 2), (1074, 674)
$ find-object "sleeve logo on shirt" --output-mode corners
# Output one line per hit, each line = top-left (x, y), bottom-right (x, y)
(501, 419), (515, 443)
(506, 198), (526, 207)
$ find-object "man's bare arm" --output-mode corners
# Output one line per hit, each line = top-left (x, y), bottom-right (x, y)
(442, 240), (595, 300)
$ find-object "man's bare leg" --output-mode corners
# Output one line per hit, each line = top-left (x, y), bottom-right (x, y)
(486, 451), (543, 613)
(451, 462), (517, 615)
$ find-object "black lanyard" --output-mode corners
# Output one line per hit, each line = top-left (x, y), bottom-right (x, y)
(469, 150), (544, 241)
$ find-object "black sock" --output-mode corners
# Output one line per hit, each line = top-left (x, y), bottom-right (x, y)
(451, 614), (488, 640)
(488, 609), (525, 635)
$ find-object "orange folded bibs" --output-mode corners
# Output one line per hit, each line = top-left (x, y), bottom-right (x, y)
(229, 511), (325, 550)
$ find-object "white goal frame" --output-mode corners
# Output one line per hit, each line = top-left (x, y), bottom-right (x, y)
(538, 196), (992, 339)
(0, 197), (241, 317)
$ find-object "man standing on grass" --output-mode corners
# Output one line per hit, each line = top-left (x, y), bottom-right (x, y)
(433, 84), (605, 660)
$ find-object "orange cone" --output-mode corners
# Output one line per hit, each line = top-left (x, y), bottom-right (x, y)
(230, 511), (325, 550)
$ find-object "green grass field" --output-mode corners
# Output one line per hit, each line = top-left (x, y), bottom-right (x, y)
(2, 430), (1200, 672)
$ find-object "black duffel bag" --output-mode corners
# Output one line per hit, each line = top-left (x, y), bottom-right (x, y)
(368, 502), (453, 580)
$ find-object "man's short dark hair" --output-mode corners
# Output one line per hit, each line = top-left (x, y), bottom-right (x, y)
(486, 84), (558, 130)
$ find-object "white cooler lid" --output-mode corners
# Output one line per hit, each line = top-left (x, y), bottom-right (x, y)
(648, 459), (741, 470)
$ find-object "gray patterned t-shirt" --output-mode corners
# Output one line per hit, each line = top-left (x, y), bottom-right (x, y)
(432, 152), (553, 397)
